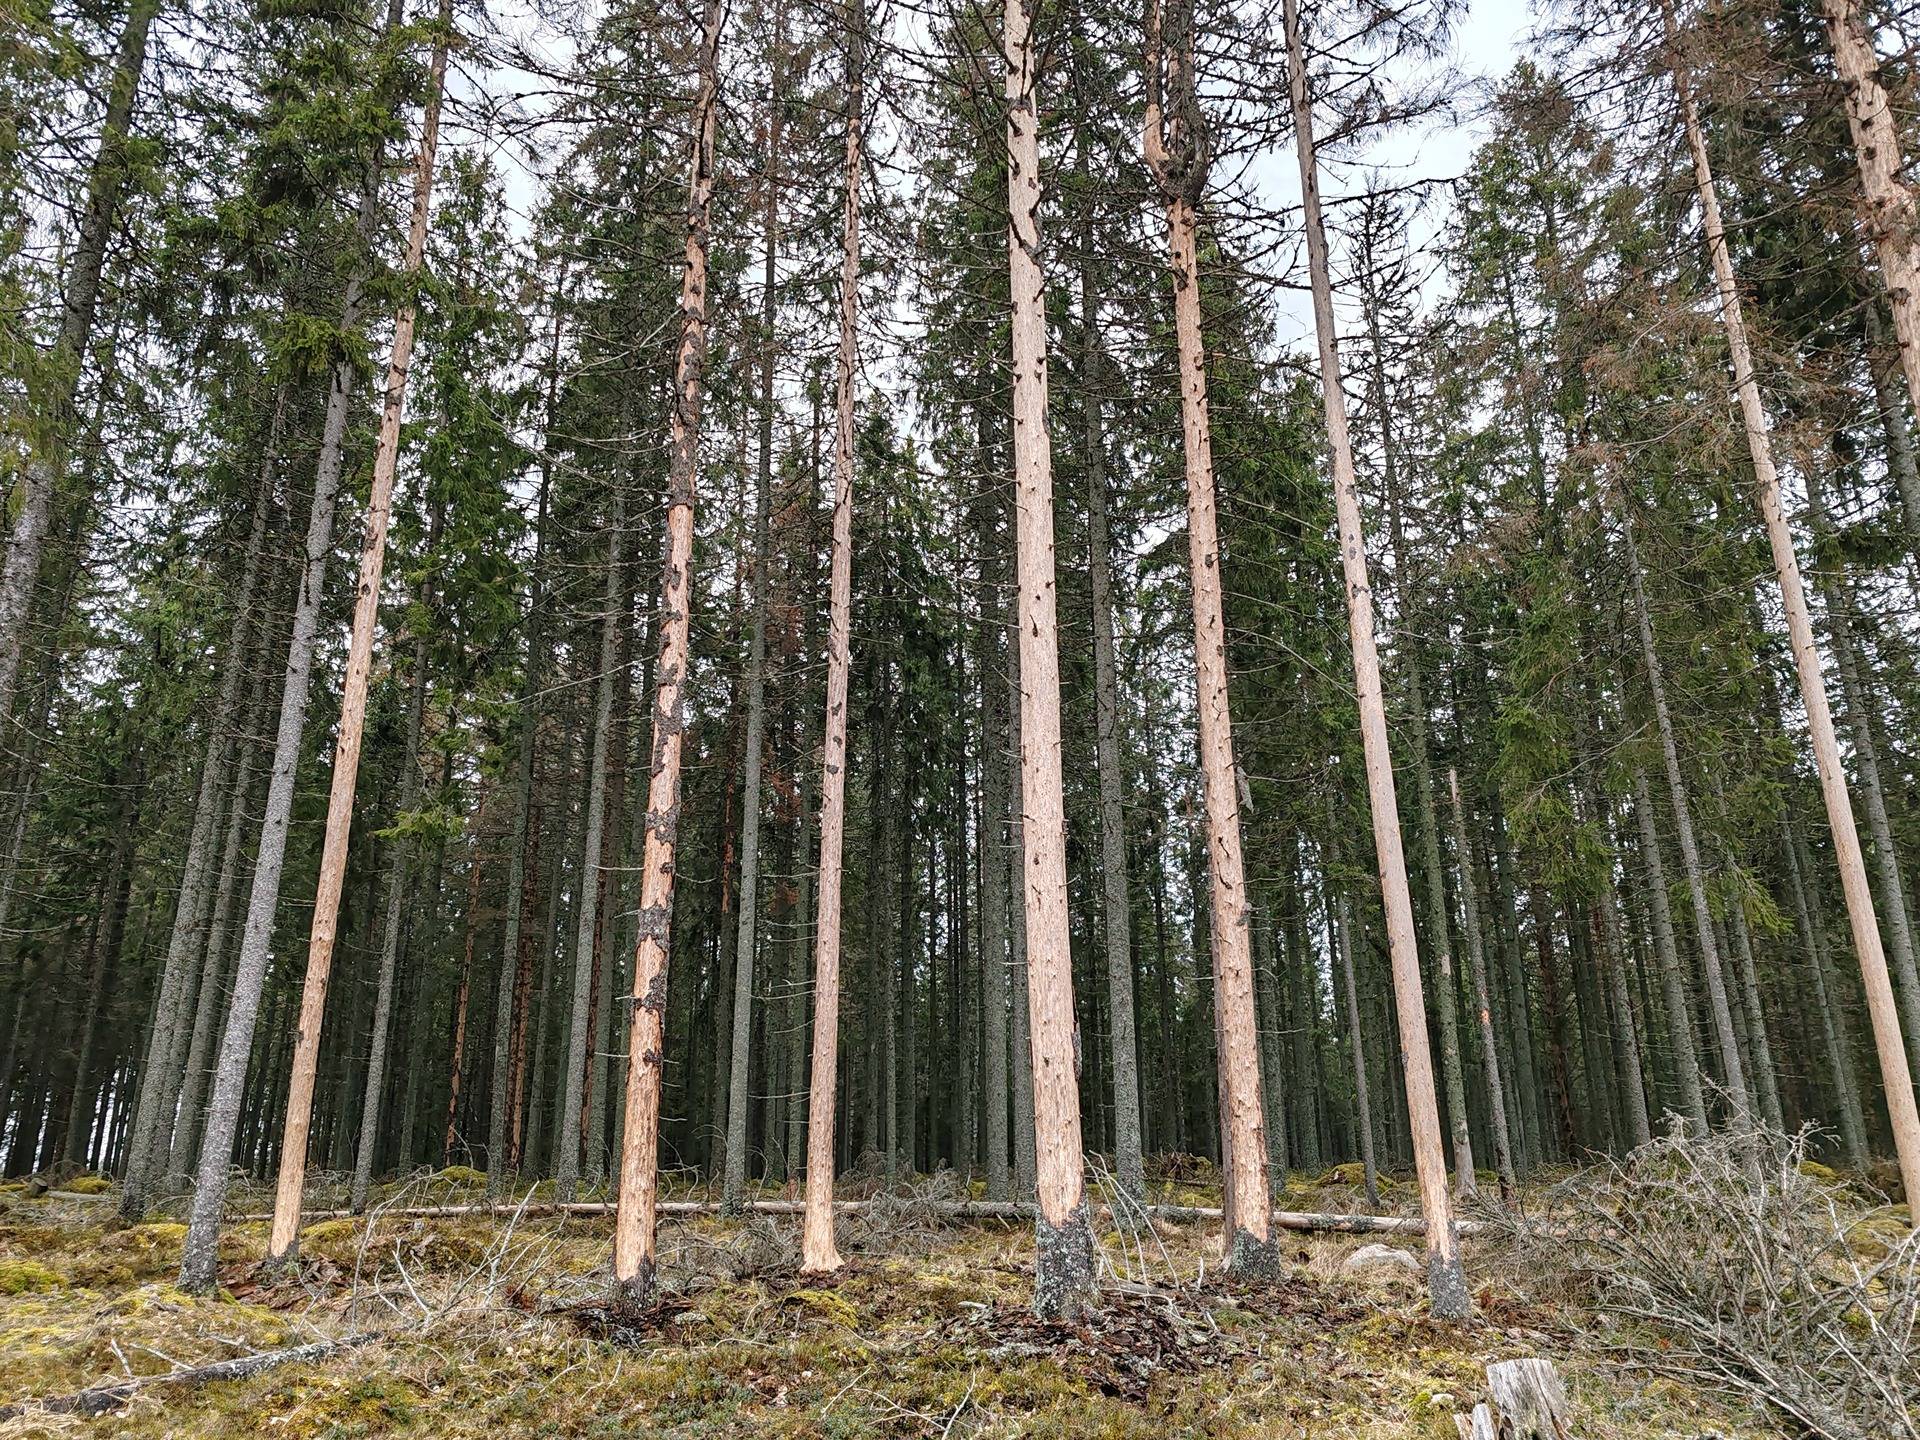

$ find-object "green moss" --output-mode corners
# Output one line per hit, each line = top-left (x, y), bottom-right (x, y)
(1799, 1160), (1843, 1184)
(782, 1287), (860, 1328)
(62, 1174), (112, 1195)
(0, 1258), (63, 1294)
(432, 1165), (487, 1187)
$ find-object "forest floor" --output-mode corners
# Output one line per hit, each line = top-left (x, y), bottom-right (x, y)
(0, 1166), (1788, 1439)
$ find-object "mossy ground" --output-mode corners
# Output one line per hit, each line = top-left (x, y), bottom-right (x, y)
(0, 1174), (1775, 1439)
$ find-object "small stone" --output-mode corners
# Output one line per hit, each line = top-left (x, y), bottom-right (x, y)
(1341, 1242), (1420, 1277)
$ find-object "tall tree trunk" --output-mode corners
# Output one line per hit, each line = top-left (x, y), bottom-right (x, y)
(63, 765), (139, 1166)
(1373, 340), (1475, 1198)
(348, 624), (431, 1212)
(1663, 0), (1920, 1207)
(176, 122), (395, 1291)
(722, 53), (783, 1212)
(1076, 54), (1144, 1212)
(0, 0), (161, 730)
(1447, 771), (1517, 1201)
(1620, 511), (1751, 1128)
(1823, 0), (1920, 441)
(1630, 766), (1707, 1133)
(169, 676), (272, 1182)
(798, 0), (862, 1277)
(1007, 563), (1038, 1198)
(1280, 0), (1466, 1318)
(1006, 0), (1097, 1321)
(558, 502), (626, 1201)
(1330, 879), (1379, 1206)
(1804, 463), (1920, 1077)
(444, 856), (482, 1164)
(1864, 304), (1920, 567)
(1143, 0), (1271, 1268)
(263, 0), (455, 1267)
(978, 507), (1012, 1200)
(611, 0), (723, 1304)
(122, 397), (283, 1214)
(488, 309), (563, 1198)
(1785, 818), (1869, 1168)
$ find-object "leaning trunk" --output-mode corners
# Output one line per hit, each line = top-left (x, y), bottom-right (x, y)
(1663, 0), (1920, 1209)
(262, 0), (455, 1266)
(1281, 0), (1466, 1317)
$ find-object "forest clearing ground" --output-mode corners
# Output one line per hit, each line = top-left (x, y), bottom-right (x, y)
(0, 1172), (1773, 1439)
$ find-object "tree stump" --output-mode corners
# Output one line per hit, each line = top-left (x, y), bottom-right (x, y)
(1455, 1357), (1573, 1440)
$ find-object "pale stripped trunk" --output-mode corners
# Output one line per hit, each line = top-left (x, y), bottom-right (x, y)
(611, 0), (723, 1302)
(798, 0), (862, 1276)
(1281, 0), (1466, 1316)
(264, 1), (455, 1264)
(177, 133), (392, 1289)
(1164, 192), (1273, 1266)
(1143, 0), (1271, 1263)
(1823, 0), (1920, 442)
(1007, 0), (1097, 1320)
(1663, 0), (1920, 1208)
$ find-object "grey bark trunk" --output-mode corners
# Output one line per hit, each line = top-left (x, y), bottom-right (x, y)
(0, 0), (162, 729)
(722, 87), (781, 1210)
(1630, 766), (1707, 1133)
(1620, 512), (1751, 1129)
(558, 499), (625, 1201)
(123, 391), (284, 1215)
(1447, 771), (1517, 1198)
(978, 530), (1012, 1200)
(1805, 467), (1920, 1079)
(178, 148), (392, 1290)
(1785, 819), (1869, 1168)
(349, 629), (429, 1211)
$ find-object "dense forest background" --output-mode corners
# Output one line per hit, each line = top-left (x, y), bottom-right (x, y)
(6, 0), (1920, 1320)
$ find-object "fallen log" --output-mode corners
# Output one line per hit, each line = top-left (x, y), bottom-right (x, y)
(0, 1337), (369, 1422)
(229, 1196), (1484, 1235)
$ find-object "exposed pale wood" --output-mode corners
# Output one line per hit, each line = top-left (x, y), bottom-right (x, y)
(1280, 0), (1467, 1318)
(1461, 1357), (1572, 1440)
(1143, 0), (1273, 1269)
(799, 0), (863, 1279)
(1661, 0), (1920, 1214)
(611, 0), (725, 1304)
(265, 0), (456, 1266)
(1005, 0), (1097, 1321)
